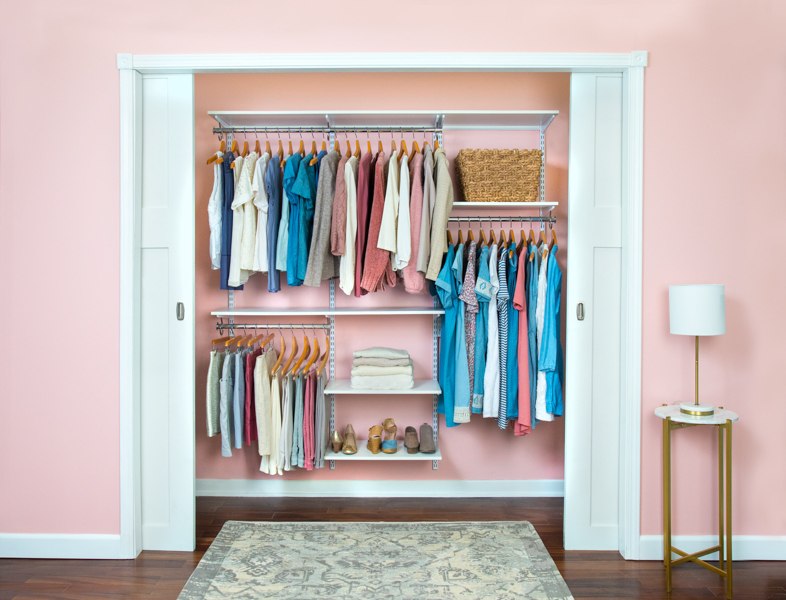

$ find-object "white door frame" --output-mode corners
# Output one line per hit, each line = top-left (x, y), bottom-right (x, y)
(117, 51), (647, 560)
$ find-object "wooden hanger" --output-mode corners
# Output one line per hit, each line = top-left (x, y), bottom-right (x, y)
(254, 139), (261, 155)
(408, 140), (419, 165)
(225, 334), (244, 348)
(290, 335), (311, 375)
(321, 141), (327, 152)
(391, 139), (397, 154)
(529, 228), (535, 246)
(509, 227), (516, 247)
(354, 140), (361, 159)
(468, 228), (475, 243)
(517, 228), (526, 253)
(434, 138), (440, 151)
(211, 335), (230, 346)
(447, 229), (454, 246)
(551, 228), (558, 248)
(334, 140), (340, 153)
(298, 140), (305, 157)
(378, 140), (384, 153)
(309, 155), (319, 166)
(489, 227), (496, 245)
(230, 140), (238, 155)
(207, 138), (225, 164)
(479, 228), (487, 247)
(317, 335), (330, 376)
(539, 227), (546, 246)
(400, 140), (408, 159)
(367, 140), (373, 155)
(241, 141), (249, 157)
(280, 334), (298, 375)
(301, 337), (320, 374)
(248, 330), (266, 346)
(346, 140), (352, 158)
(499, 228), (507, 248)
(237, 334), (253, 348)
(457, 227), (464, 246)
(271, 335), (286, 376)
(311, 140), (317, 155)
(265, 140), (272, 155)
(288, 140), (293, 156)
(277, 140), (284, 161)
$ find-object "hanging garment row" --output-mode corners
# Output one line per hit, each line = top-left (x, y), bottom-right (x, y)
(436, 221), (564, 433)
(206, 132), (452, 296)
(206, 326), (331, 474)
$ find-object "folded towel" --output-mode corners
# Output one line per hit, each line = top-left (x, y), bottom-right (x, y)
(350, 374), (414, 390)
(352, 357), (412, 367)
(351, 364), (414, 377)
(353, 347), (410, 360)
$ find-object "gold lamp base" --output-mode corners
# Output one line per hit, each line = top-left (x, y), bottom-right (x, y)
(680, 402), (715, 417)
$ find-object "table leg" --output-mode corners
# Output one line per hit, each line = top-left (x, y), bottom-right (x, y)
(726, 420), (732, 599)
(663, 417), (672, 592)
(718, 424), (724, 571)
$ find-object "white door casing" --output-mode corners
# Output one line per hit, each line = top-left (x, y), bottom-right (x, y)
(564, 73), (624, 550)
(138, 74), (196, 551)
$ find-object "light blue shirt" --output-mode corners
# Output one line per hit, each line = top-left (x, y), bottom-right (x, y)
(452, 244), (471, 422)
(526, 243), (539, 428)
(506, 249), (519, 420)
(473, 245), (491, 413)
(435, 245), (457, 427)
(539, 245), (564, 417)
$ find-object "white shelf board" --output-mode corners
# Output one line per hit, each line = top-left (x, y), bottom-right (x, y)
(329, 443), (442, 461)
(452, 202), (558, 211)
(325, 380), (441, 395)
(209, 110), (558, 132)
(211, 307), (444, 318)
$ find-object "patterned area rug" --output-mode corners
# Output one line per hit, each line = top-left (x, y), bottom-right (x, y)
(178, 521), (573, 599)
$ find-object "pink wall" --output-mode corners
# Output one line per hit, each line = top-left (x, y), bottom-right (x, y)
(1, 0), (784, 538)
(194, 73), (569, 482)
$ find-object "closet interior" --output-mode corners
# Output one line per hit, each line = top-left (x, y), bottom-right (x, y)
(202, 108), (564, 476)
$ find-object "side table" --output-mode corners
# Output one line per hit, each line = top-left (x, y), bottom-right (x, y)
(655, 405), (739, 599)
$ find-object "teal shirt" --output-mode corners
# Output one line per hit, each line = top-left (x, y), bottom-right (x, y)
(292, 154), (317, 282)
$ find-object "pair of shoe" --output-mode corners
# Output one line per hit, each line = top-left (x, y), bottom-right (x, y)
(331, 425), (357, 455)
(368, 418), (398, 454)
(403, 423), (437, 454)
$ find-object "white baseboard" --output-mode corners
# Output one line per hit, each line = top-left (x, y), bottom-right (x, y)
(0, 533), (124, 559)
(196, 479), (565, 498)
(640, 535), (786, 561)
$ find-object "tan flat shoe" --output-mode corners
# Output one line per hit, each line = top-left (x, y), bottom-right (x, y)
(342, 424), (357, 455)
(331, 430), (344, 453)
(367, 425), (383, 454)
(404, 426), (419, 454)
(382, 418), (398, 454)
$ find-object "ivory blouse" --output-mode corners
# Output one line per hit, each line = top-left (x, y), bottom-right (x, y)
(251, 152), (270, 272)
(207, 152), (223, 270)
(339, 156), (359, 295)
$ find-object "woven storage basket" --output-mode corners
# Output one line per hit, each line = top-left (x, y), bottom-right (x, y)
(456, 149), (543, 203)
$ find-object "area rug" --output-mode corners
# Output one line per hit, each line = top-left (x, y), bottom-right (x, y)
(178, 521), (573, 599)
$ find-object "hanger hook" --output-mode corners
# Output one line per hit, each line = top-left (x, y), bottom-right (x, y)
(263, 127), (269, 140)
(217, 132), (223, 142)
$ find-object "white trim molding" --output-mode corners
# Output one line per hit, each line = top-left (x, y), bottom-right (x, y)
(196, 479), (564, 498)
(124, 51), (648, 74)
(0, 533), (124, 560)
(640, 535), (786, 562)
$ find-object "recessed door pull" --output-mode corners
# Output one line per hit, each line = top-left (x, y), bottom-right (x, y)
(176, 302), (185, 321)
(577, 302), (585, 321)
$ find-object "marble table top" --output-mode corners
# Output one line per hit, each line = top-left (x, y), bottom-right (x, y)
(655, 404), (739, 425)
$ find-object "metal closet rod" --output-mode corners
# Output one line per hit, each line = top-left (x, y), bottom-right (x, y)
(213, 126), (441, 135)
(448, 216), (556, 223)
(216, 323), (330, 331)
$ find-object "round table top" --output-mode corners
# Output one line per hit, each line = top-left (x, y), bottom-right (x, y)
(655, 404), (738, 424)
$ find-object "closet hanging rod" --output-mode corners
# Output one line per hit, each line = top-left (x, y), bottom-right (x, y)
(215, 323), (330, 331)
(448, 216), (557, 223)
(212, 126), (442, 135)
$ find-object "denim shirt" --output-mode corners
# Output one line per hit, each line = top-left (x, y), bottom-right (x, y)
(265, 155), (282, 292)
(220, 152), (243, 290)
(435, 245), (458, 428)
(539, 245), (564, 417)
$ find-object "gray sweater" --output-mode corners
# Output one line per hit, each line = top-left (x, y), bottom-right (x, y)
(303, 151), (341, 286)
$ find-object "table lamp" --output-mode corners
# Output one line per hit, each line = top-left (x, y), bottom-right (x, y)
(668, 284), (726, 416)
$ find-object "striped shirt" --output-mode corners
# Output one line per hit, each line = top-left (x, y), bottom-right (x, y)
(497, 250), (510, 429)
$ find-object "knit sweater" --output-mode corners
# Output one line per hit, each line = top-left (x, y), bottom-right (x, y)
(330, 156), (349, 256)
(425, 148), (454, 281)
(360, 152), (396, 292)
(402, 152), (426, 293)
(303, 151), (340, 286)
(354, 152), (374, 297)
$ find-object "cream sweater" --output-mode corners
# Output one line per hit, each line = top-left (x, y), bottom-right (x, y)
(425, 148), (454, 281)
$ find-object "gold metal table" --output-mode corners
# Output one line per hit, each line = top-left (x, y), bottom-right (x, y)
(655, 405), (739, 598)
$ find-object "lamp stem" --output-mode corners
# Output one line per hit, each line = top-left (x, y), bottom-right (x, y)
(695, 335), (699, 406)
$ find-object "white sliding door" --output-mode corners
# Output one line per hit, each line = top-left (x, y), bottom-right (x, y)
(138, 74), (195, 551)
(564, 73), (623, 550)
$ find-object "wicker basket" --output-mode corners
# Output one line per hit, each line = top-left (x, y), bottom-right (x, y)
(455, 149), (543, 203)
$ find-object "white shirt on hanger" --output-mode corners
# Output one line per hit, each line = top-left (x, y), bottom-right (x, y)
(483, 244), (501, 419)
(251, 152), (270, 273)
(207, 152), (223, 270)
(535, 243), (554, 422)
(392, 152), (411, 270)
(228, 153), (256, 287)
(377, 150), (399, 253)
(339, 156), (359, 295)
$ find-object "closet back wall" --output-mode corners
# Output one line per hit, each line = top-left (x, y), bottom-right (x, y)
(194, 73), (570, 482)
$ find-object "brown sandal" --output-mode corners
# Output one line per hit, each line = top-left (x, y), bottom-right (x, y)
(342, 424), (357, 454)
(382, 418), (398, 454)
(367, 425), (383, 454)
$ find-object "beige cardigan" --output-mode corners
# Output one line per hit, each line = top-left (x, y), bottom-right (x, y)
(425, 148), (454, 281)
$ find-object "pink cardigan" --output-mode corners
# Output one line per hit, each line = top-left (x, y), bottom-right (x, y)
(402, 153), (426, 294)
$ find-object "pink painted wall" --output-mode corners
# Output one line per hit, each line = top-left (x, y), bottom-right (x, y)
(194, 73), (569, 482)
(1, 0), (784, 538)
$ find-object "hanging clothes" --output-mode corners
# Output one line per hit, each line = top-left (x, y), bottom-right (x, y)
(290, 374), (305, 468)
(458, 240), (478, 422)
(302, 370), (316, 471)
(377, 150), (399, 255)
(354, 152), (375, 297)
(283, 153), (303, 285)
(451, 243), (472, 424)
(314, 369), (328, 469)
(416, 144), (436, 275)
(339, 156), (359, 295)
(279, 374), (294, 471)
(275, 155), (291, 273)
(392, 152), (411, 270)
(220, 151), (242, 290)
(534, 243), (553, 422)
(360, 152), (396, 293)
(244, 346), (262, 445)
(293, 154), (317, 283)
(239, 153), (260, 273)
(482, 244), (501, 419)
(265, 155), (282, 292)
(512, 244), (532, 435)
(219, 351), (235, 457)
(330, 155), (349, 256)
(233, 346), (248, 449)
(207, 152), (223, 270)
(303, 150), (340, 286)
(425, 148), (454, 281)
(228, 152), (256, 287)
(505, 249), (519, 421)
(496, 250), (510, 430)
(402, 151), (426, 294)
(435, 244), (458, 427)
(206, 349), (225, 437)
(526, 241), (540, 427)
(255, 348), (278, 464)
(262, 371), (283, 476)
(540, 245), (565, 418)
(473, 245), (491, 413)
(251, 152), (270, 273)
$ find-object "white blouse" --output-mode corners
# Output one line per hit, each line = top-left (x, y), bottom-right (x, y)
(207, 152), (223, 270)
(483, 244), (501, 419)
(228, 153), (256, 287)
(535, 244), (554, 422)
(392, 152), (411, 271)
(339, 156), (359, 295)
(377, 150), (399, 253)
(251, 153), (270, 273)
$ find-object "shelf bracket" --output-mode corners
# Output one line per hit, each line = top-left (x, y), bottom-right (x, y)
(433, 294), (440, 470)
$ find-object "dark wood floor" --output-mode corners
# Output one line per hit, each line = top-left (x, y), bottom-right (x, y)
(1, 497), (784, 599)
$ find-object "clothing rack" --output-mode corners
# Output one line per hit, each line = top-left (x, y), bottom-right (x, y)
(215, 323), (330, 331)
(448, 216), (556, 224)
(212, 126), (442, 135)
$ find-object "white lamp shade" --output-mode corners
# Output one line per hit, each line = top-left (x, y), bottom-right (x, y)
(669, 284), (726, 336)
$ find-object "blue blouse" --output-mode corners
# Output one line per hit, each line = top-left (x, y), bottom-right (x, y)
(540, 245), (565, 417)
(283, 154), (303, 286)
(435, 245), (458, 428)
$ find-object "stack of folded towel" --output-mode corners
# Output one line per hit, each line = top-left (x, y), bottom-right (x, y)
(350, 347), (414, 390)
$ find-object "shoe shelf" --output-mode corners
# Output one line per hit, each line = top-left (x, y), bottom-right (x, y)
(325, 380), (442, 395)
(329, 442), (442, 461)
